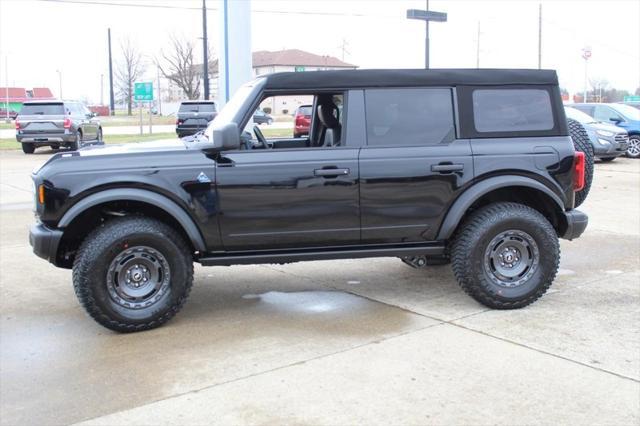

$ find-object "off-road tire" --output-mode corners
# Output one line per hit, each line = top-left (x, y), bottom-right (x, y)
(72, 216), (194, 332)
(21, 143), (35, 154)
(600, 157), (616, 162)
(567, 118), (594, 207)
(450, 202), (559, 309)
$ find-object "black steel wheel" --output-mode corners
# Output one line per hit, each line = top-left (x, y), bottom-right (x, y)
(451, 202), (559, 309)
(73, 216), (194, 332)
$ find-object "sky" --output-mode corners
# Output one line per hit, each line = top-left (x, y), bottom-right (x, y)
(0, 0), (638, 104)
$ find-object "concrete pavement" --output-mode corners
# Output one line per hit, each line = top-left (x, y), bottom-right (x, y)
(0, 150), (638, 425)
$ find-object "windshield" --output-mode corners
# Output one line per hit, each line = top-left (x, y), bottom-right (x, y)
(204, 79), (262, 141)
(565, 106), (596, 124)
(611, 104), (640, 120)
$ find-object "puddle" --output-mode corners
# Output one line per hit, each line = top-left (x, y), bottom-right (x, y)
(242, 290), (370, 314)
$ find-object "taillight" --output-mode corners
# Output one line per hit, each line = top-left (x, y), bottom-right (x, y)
(574, 151), (585, 192)
(295, 115), (305, 126)
(176, 119), (183, 125)
(14, 119), (20, 130)
(63, 117), (71, 129)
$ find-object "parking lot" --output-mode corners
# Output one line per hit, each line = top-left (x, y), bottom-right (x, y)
(0, 150), (638, 425)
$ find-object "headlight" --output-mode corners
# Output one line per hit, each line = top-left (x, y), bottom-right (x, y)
(597, 138), (611, 146)
(596, 129), (614, 137)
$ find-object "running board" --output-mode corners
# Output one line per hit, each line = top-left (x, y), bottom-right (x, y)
(198, 243), (445, 266)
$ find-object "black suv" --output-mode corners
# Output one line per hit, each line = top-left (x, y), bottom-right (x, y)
(175, 100), (217, 138)
(16, 101), (102, 154)
(29, 69), (588, 332)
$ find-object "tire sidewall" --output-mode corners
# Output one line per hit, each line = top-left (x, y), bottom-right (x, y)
(465, 211), (558, 302)
(80, 228), (190, 326)
(627, 136), (640, 158)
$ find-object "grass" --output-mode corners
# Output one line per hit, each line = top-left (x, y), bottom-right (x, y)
(0, 132), (177, 150)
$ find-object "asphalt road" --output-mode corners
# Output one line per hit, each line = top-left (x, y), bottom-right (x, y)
(0, 150), (638, 425)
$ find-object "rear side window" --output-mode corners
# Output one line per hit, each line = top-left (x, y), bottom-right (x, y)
(472, 89), (554, 132)
(19, 103), (64, 115)
(297, 106), (312, 116)
(179, 103), (216, 113)
(364, 88), (455, 146)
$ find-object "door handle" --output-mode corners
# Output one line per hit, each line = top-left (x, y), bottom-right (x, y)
(431, 163), (464, 173)
(314, 168), (350, 177)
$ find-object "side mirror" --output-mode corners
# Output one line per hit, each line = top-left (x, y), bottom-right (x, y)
(212, 122), (240, 151)
(610, 117), (622, 124)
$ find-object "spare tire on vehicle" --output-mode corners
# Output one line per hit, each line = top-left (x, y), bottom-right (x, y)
(567, 118), (594, 208)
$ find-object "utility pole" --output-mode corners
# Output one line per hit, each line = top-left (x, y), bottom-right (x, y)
(4, 56), (8, 122)
(538, 3), (542, 69)
(108, 28), (115, 115)
(202, 0), (210, 100)
(425, 0), (430, 69)
(100, 74), (104, 105)
(476, 21), (481, 68)
(56, 70), (62, 99)
(582, 46), (591, 102)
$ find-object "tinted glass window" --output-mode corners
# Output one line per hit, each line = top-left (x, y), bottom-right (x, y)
(298, 106), (312, 116)
(594, 106), (622, 122)
(19, 103), (65, 115)
(365, 88), (454, 146)
(472, 89), (554, 132)
(179, 103), (216, 113)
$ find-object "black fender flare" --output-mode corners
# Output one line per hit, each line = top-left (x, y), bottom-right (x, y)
(436, 176), (565, 240)
(58, 188), (206, 252)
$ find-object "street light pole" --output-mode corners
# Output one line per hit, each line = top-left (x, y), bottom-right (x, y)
(407, 6), (447, 69)
(582, 46), (591, 102)
(4, 56), (9, 122)
(202, 0), (210, 100)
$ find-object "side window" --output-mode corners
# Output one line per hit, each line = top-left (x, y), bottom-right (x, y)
(594, 106), (623, 122)
(364, 88), (454, 146)
(472, 89), (554, 132)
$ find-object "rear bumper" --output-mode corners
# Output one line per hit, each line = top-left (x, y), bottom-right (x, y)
(29, 223), (63, 264)
(561, 209), (588, 240)
(18, 132), (75, 143)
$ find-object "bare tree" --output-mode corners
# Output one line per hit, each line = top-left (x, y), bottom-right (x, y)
(157, 35), (203, 100)
(115, 38), (146, 115)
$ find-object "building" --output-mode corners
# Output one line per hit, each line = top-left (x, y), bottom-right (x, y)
(165, 49), (357, 114)
(0, 87), (55, 113)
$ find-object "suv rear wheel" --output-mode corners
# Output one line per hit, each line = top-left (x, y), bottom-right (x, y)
(21, 143), (35, 154)
(68, 132), (81, 151)
(451, 202), (559, 309)
(72, 216), (194, 332)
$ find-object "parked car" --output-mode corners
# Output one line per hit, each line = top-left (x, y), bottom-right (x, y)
(0, 107), (18, 120)
(619, 101), (640, 110)
(253, 109), (273, 125)
(293, 104), (312, 138)
(29, 69), (588, 332)
(176, 100), (217, 138)
(572, 103), (640, 158)
(16, 101), (102, 154)
(565, 106), (628, 162)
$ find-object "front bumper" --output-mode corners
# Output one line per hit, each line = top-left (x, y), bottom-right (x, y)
(561, 209), (588, 240)
(29, 223), (63, 264)
(592, 138), (628, 157)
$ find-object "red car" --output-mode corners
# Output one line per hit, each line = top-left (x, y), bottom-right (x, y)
(0, 107), (18, 120)
(293, 105), (312, 138)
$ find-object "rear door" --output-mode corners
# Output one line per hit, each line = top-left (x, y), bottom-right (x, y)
(18, 103), (66, 137)
(359, 87), (473, 244)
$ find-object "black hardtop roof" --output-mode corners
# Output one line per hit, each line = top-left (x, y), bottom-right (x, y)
(262, 68), (559, 90)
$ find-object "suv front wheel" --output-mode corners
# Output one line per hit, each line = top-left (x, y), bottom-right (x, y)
(72, 216), (194, 332)
(451, 202), (559, 309)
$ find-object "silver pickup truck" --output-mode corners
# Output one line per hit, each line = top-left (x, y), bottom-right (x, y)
(15, 101), (103, 154)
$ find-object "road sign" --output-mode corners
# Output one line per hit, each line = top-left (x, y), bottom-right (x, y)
(623, 95), (640, 102)
(134, 82), (154, 101)
(406, 9), (448, 22)
(294, 66), (306, 72)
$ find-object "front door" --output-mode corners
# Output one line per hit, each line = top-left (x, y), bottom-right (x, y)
(215, 148), (360, 250)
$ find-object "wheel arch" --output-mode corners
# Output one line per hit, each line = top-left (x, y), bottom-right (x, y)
(437, 176), (567, 240)
(56, 188), (206, 267)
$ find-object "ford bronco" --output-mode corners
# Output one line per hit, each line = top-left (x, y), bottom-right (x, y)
(29, 69), (588, 332)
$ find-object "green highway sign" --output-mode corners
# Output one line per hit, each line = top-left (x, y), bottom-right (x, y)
(294, 66), (306, 72)
(134, 82), (154, 101)
(623, 95), (640, 102)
